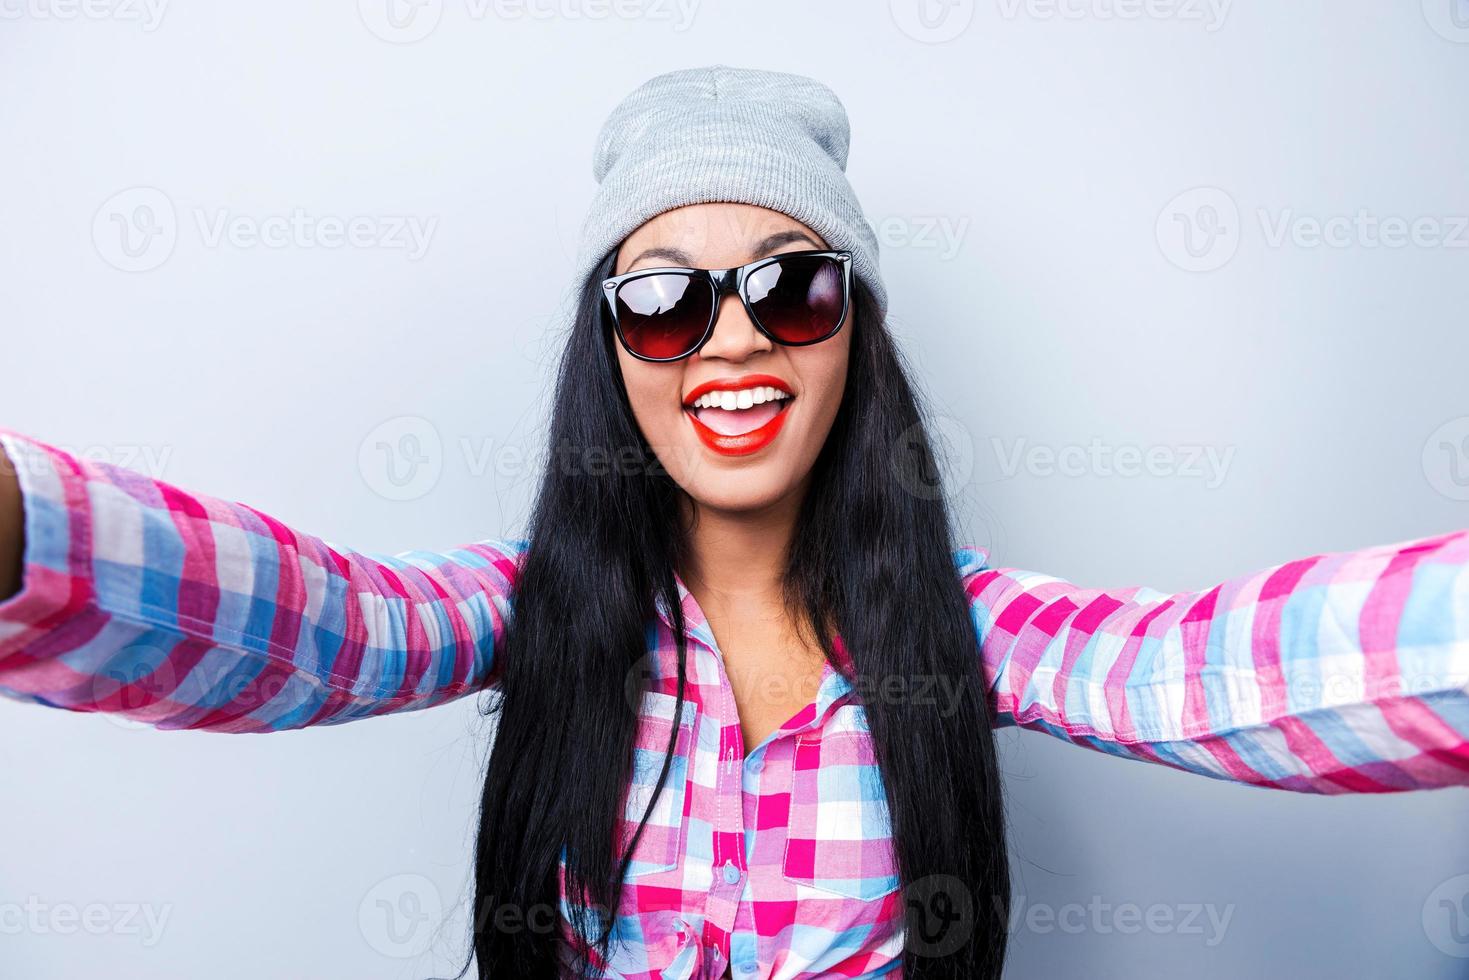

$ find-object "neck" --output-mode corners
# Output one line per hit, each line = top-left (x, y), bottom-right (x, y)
(678, 481), (806, 612)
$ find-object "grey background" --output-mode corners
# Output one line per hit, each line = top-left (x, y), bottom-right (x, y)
(2, 1), (1468, 977)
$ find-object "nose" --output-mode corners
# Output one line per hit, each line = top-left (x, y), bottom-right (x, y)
(694, 292), (772, 363)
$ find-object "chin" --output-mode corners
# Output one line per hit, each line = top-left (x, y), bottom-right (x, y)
(682, 468), (800, 515)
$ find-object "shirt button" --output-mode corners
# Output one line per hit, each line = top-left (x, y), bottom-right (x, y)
(738, 962), (758, 975)
(721, 861), (741, 885)
(747, 755), (765, 775)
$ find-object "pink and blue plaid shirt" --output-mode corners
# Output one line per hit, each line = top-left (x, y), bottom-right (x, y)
(2, 427), (1468, 978)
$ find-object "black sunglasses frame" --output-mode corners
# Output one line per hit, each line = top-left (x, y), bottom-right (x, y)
(600, 249), (853, 363)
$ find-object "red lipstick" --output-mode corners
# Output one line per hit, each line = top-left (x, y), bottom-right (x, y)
(681, 374), (793, 408)
(682, 374), (795, 457)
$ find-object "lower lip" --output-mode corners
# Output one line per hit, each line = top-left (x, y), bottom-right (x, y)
(684, 400), (793, 456)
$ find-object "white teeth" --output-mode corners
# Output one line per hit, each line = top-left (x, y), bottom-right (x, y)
(689, 386), (791, 409)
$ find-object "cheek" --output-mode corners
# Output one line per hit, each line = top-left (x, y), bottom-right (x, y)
(796, 340), (851, 437)
(616, 351), (683, 439)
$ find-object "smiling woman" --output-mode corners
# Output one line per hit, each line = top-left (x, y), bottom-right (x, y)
(2, 63), (1469, 980)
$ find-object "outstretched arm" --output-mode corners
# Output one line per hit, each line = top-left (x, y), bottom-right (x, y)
(957, 531), (1469, 793)
(0, 428), (525, 733)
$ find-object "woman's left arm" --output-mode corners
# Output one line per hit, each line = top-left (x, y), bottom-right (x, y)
(956, 529), (1469, 793)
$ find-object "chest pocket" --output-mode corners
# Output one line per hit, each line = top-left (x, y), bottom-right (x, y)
(620, 690), (698, 878)
(781, 706), (902, 900)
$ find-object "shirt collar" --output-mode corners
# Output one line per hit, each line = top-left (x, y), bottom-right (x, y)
(653, 567), (719, 654)
(655, 569), (857, 733)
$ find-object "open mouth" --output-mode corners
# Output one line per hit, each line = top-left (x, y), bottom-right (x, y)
(682, 374), (795, 457)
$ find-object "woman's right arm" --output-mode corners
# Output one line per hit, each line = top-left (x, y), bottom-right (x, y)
(0, 428), (525, 733)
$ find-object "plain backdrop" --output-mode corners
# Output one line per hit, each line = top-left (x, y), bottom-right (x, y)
(2, 2), (1468, 977)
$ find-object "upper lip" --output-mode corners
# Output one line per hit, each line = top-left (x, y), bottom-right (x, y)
(682, 374), (794, 408)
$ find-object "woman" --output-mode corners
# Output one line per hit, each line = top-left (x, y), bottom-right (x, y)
(1, 64), (1467, 980)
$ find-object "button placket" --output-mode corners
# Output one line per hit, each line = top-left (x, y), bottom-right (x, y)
(711, 666), (748, 904)
(676, 609), (750, 956)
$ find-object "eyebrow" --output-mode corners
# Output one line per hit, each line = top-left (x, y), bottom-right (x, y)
(623, 229), (825, 271)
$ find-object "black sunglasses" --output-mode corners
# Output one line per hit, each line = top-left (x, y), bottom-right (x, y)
(601, 249), (852, 363)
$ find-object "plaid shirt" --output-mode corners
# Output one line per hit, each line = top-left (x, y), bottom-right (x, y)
(2, 427), (1468, 978)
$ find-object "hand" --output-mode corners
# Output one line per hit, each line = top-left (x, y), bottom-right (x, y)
(0, 443), (23, 601)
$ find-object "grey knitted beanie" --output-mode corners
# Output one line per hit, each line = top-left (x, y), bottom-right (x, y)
(574, 64), (888, 323)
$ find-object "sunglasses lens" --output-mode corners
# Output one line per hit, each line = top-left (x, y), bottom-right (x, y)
(613, 273), (713, 360)
(746, 254), (845, 344)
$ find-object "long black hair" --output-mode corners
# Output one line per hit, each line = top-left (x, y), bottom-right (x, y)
(459, 247), (1011, 978)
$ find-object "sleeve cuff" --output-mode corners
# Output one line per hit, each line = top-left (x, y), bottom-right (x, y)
(0, 429), (96, 647)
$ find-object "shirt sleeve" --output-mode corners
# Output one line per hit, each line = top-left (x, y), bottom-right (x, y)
(955, 531), (1469, 793)
(0, 428), (525, 733)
